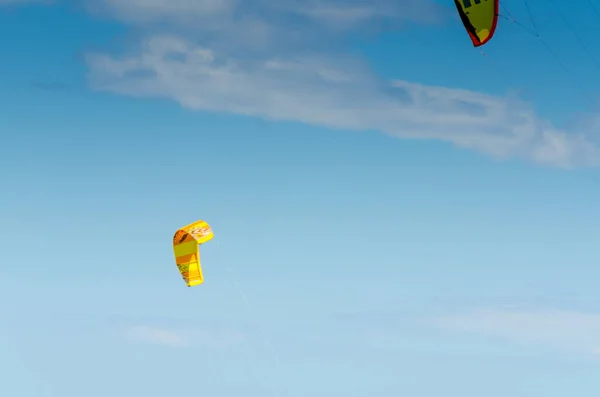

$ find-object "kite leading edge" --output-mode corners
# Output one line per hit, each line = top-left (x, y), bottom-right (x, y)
(454, 0), (499, 47)
(172, 220), (214, 287)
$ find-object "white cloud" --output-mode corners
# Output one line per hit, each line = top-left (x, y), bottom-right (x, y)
(86, 34), (600, 167)
(126, 325), (190, 347)
(125, 324), (246, 349)
(280, 0), (446, 29)
(90, 0), (445, 28)
(432, 309), (600, 355)
(89, 0), (236, 24)
(85, 0), (446, 57)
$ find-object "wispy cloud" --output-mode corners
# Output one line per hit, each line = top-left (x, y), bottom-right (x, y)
(85, 34), (600, 167)
(126, 325), (190, 347)
(432, 309), (600, 356)
(125, 324), (246, 349)
(89, 0), (446, 30)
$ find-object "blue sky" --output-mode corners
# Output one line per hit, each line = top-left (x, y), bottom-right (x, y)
(3, 0), (600, 396)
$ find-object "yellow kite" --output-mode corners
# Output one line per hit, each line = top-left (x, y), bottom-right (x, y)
(454, 0), (499, 46)
(172, 220), (214, 287)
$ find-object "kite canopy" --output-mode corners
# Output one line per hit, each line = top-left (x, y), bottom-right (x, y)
(454, 0), (499, 46)
(172, 220), (214, 287)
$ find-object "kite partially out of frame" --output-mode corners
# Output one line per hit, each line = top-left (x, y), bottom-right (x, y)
(454, 0), (499, 46)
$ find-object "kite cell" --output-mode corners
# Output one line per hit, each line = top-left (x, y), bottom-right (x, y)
(172, 220), (214, 287)
(454, 0), (499, 46)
